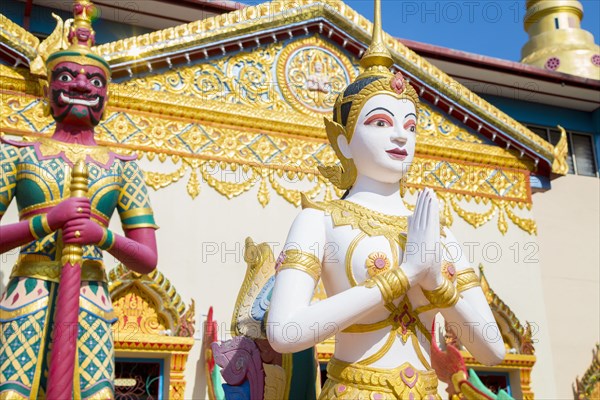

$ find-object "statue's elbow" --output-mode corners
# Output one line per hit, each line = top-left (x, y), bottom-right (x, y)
(267, 332), (291, 354)
(266, 325), (305, 354)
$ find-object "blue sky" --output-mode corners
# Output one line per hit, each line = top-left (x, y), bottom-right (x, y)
(343, 0), (600, 61)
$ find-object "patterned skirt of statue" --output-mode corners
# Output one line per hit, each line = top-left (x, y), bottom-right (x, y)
(0, 274), (117, 399)
(319, 357), (442, 400)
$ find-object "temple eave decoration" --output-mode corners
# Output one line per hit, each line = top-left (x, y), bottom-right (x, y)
(573, 344), (600, 400)
(108, 264), (196, 399)
(1, 1), (560, 168)
(0, 0), (570, 239)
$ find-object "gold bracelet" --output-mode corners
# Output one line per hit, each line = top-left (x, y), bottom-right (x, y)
(364, 268), (410, 305)
(279, 249), (322, 283)
(422, 278), (459, 309)
(456, 268), (481, 293)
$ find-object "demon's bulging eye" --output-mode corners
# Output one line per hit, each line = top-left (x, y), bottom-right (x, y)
(58, 73), (73, 82)
(91, 78), (104, 88)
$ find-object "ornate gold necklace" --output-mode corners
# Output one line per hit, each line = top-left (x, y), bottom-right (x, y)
(33, 137), (111, 165)
(302, 195), (409, 239)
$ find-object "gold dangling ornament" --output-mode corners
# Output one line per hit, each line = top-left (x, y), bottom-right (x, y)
(318, 118), (357, 190)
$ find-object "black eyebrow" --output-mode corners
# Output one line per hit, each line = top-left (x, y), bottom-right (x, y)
(86, 72), (107, 84)
(51, 66), (79, 80)
(366, 107), (394, 117)
(404, 113), (417, 119)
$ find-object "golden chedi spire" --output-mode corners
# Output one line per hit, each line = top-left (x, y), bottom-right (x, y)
(521, 0), (600, 80)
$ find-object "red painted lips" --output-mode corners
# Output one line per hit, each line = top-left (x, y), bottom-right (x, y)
(386, 148), (408, 160)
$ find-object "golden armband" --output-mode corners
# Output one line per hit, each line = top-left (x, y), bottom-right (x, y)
(455, 268), (480, 293)
(363, 268), (410, 305)
(28, 214), (52, 240)
(279, 249), (321, 283)
(422, 278), (460, 309)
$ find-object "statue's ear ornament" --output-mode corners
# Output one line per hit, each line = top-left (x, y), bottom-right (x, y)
(318, 118), (357, 191)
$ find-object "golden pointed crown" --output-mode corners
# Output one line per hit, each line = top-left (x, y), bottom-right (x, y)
(358, 0), (394, 78)
(43, 0), (111, 77)
(320, 0), (419, 191)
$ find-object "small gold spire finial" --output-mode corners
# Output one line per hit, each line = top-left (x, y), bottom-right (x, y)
(359, 0), (394, 77)
(70, 160), (89, 197)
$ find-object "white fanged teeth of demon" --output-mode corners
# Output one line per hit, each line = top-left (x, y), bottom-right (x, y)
(59, 92), (100, 107)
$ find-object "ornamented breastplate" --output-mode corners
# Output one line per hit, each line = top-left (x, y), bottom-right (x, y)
(0, 137), (157, 282)
(302, 195), (432, 367)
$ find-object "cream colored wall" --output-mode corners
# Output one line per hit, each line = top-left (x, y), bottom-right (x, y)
(133, 158), (303, 398)
(533, 174), (600, 399)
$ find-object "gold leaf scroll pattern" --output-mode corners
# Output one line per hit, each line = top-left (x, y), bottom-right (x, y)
(112, 286), (166, 336)
(277, 37), (356, 114)
(0, 96), (534, 234)
(147, 160), (340, 207)
(123, 42), (291, 113)
(418, 104), (483, 144)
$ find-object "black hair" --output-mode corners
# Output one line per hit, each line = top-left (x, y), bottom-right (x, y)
(335, 76), (386, 127)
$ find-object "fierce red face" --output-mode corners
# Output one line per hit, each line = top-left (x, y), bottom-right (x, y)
(48, 61), (108, 127)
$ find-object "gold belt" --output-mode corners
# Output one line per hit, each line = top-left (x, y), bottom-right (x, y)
(10, 257), (107, 283)
(322, 357), (440, 399)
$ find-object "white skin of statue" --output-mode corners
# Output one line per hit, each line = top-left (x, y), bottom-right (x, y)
(267, 94), (505, 369)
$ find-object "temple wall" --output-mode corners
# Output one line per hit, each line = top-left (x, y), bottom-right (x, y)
(134, 158), (301, 398)
(533, 174), (600, 399)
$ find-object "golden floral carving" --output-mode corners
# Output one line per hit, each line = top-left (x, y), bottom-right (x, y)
(87, 0), (554, 161)
(0, 59), (537, 235)
(276, 36), (356, 114)
(125, 42), (290, 113)
(365, 252), (391, 277)
(111, 285), (166, 336)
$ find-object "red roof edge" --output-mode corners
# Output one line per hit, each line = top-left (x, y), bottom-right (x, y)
(398, 38), (600, 90)
(182, 0), (248, 11)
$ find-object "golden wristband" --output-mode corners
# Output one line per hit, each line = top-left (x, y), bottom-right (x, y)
(422, 277), (460, 309)
(456, 268), (481, 293)
(365, 268), (410, 305)
(28, 214), (52, 240)
(97, 228), (115, 251)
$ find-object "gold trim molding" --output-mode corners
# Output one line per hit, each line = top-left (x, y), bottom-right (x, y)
(1, 75), (537, 234)
(1, 0), (555, 164)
